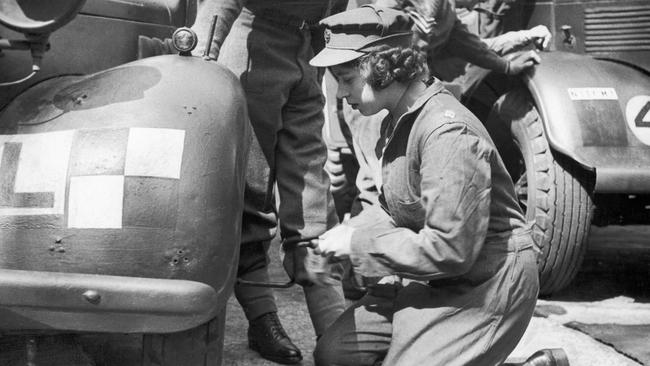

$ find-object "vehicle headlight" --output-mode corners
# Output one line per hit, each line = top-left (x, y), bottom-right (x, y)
(171, 27), (198, 55)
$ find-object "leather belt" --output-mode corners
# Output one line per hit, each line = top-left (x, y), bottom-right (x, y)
(253, 8), (321, 30)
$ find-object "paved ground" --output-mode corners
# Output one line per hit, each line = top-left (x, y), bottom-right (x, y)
(2, 229), (645, 366)
(222, 233), (650, 366)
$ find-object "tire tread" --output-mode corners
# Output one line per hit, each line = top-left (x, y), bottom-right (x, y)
(488, 89), (594, 295)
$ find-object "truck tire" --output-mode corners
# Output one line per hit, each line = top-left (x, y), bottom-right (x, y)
(142, 315), (225, 366)
(485, 89), (594, 295)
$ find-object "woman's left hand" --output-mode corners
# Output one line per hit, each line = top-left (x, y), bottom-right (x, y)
(312, 224), (356, 259)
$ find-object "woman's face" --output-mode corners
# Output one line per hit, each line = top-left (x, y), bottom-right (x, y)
(331, 64), (386, 116)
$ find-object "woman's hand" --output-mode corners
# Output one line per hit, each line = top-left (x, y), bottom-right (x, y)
(282, 246), (334, 287)
(312, 224), (356, 259)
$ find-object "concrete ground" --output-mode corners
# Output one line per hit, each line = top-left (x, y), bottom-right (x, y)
(2, 231), (644, 366)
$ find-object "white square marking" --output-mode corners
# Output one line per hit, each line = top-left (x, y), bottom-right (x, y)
(68, 175), (124, 228)
(124, 128), (185, 179)
(0, 130), (74, 216)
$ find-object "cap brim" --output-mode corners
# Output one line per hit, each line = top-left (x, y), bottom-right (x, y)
(309, 32), (413, 67)
(309, 48), (365, 67)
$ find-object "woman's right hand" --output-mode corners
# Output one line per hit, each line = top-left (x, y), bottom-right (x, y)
(312, 224), (356, 260)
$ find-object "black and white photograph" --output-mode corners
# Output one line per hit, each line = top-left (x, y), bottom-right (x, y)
(1, 0), (649, 365)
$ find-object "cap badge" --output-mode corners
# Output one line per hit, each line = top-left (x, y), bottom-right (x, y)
(444, 110), (455, 118)
(324, 29), (331, 44)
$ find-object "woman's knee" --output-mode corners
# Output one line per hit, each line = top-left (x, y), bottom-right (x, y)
(314, 329), (385, 366)
(313, 331), (345, 366)
(314, 295), (392, 366)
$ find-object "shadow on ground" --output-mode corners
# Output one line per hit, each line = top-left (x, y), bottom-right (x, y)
(535, 237), (650, 366)
(545, 248), (650, 303)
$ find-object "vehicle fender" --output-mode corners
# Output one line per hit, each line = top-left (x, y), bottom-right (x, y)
(0, 55), (251, 331)
(522, 51), (650, 193)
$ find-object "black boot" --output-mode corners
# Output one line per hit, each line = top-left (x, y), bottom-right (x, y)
(505, 348), (570, 366)
(248, 312), (302, 364)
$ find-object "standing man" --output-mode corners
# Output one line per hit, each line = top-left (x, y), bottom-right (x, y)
(194, 1), (348, 364)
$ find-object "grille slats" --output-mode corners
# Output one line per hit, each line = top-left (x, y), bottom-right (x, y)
(587, 26), (650, 35)
(585, 16), (650, 25)
(586, 45), (650, 52)
(585, 22), (650, 31)
(586, 34), (650, 41)
(584, 4), (650, 53)
(586, 40), (650, 47)
(585, 9), (650, 18)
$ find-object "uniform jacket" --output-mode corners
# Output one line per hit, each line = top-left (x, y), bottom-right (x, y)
(348, 81), (528, 281)
(375, 0), (509, 77)
(198, 0), (348, 58)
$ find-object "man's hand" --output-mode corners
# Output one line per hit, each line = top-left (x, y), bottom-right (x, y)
(312, 224), (356, 259)
(507, 50), (541, 75)
(525, 25), (552, 50)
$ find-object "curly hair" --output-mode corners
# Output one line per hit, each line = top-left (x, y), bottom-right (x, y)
(358, 46), (428, 90)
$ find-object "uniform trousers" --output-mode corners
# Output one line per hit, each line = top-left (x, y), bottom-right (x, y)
(314, 228), (538, 366)
(218, 7), (345, 336)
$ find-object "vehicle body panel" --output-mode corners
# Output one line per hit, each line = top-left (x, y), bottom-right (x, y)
(515, 0), (650, 72)
(0, 269), (217, 334)
(463, 0), (650, 194)
(81, 0), (196, 28)
(0, 54), (250, 333)
(0, 0), (196, 110)
(524, 51), (650, 193)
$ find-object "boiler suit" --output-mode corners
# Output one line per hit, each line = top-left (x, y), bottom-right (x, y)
(314, 81), (539, 365)
(196, 0), (347, 336)
(326, 0), (544, 214)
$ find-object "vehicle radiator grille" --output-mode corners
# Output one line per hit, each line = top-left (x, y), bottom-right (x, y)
(584, 4), (650, 53)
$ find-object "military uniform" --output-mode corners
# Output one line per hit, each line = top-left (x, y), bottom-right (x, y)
(375, 0), (512, 80)
(194, 0), (348, 363)
(323, 0), (525, 221)
(474, 0), (519, 38)
(317, 80), (538, 366)
(310, 7), (539, 365)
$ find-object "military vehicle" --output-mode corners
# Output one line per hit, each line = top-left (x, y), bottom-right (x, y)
(323, 0), (650, 296)
(0, 1), (250, 365)
(462, 0), (650, 294)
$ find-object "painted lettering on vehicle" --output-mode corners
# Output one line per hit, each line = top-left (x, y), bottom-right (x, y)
(634, 101), (650, 128)
(568, 88), (618, 100)
(626, 95), (650, 145)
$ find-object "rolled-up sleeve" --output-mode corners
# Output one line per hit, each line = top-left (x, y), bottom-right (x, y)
(446, 19), (509, 73)
(484, 30), (534, 56)
(349, 122), (492, 280)
(194, 0), (245, 58)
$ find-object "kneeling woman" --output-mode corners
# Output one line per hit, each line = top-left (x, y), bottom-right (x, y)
(309, 5), (539, 366)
